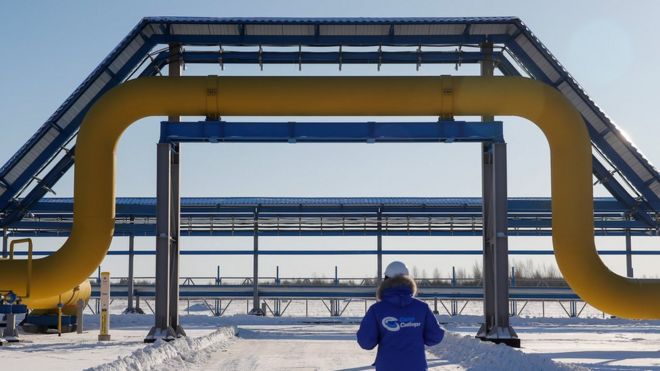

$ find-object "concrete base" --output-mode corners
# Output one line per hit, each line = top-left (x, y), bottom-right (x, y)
(476, 324), (520, 348)
(476, 335), (521, 348)
(144, 326), (176, 343)
(248, 307), (266, 316)
(2, 329), (19, 340)
(122, 307), (145, 314)
(174, 324), (187, 338)
(2, 313), (19, 340)
(98, 334), (112, 341)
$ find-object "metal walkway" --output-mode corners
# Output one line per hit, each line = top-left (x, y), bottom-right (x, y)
(95, 284), (580, 301)
(8, 196), (654, 237)
(0, 17), (657, 227)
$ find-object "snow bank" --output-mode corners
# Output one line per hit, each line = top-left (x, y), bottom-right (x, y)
(86, 326), (236, 371)
(429, 332), (588, 371)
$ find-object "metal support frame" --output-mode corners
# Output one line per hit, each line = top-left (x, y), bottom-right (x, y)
(249, 207), (265, 315)
(273, 266), (282, 316)
(126, 233), (135, 312)
(2, 227), (7, 258)
(477, 140), (518, 346)
(328, 266), (341, 316)
(1, 17), (657, 236)
(476, 42), (519, 348)
(124, 231), (143, 314)
(145, 44), (185, 342)
(625, 219), (634, 278)
(168, 43), (185, 337)
(2, 312), (18, 341)
(214, 265), (221, 316)
(144, 142), (176, 342)
(377, 207), (383, 283)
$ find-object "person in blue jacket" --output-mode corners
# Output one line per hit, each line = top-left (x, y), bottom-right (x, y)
(357, 261), (445, 371)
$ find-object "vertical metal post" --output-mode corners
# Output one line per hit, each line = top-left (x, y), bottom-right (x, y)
(510, 266), (517, 316)
(215, 265), (221, 316)
(145, 142), (176, 342)
(169, 143), (184, 334)
(96, 267), (101, 314)
(476, 41), (519, 347)
(2, 312), (18, 341)
(331, 266), (340, 316)
(128, 233), (135, 312)
(76, 299), (84, 334)
(625, 216), (633, 278)
(124, 229), (142, 313)
(2, 227), (7, 258)
(249, 208), (264, 315)
(167, 43), (185, 337)
(377, 207), (383, 283)
(274, 266), (281, 316)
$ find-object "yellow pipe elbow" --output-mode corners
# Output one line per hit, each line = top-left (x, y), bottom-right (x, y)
(0, 75), (656, 318)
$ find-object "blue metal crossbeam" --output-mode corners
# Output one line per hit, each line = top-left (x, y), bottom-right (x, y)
(160, 120), (504, 144)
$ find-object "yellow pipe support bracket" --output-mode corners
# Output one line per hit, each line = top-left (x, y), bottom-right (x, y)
(0, 75), (657, 319)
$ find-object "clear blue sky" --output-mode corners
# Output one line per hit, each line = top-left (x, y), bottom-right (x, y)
(0, 0), (658, 280)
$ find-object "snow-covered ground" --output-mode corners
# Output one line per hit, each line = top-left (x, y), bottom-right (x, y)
(3, 301), (659, 370)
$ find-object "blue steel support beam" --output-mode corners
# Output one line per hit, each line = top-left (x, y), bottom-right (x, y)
(160, 121), (504, 143)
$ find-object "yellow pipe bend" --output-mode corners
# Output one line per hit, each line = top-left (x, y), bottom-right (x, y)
(0, 76), (657, 318)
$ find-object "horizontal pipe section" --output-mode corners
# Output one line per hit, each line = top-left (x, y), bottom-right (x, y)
(0, 75), (656, 319)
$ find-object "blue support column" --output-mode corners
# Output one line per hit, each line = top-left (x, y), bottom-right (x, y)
(2, 227), (7, 258)
(249, 208), (265, 316)
(476, 42), (519, 347)
(215, 266), (221, 316)
(377, 208), (383, 283)
(626, 219), (634, 278)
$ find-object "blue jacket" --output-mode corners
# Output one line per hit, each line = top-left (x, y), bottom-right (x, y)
(357, 276), (445, 371)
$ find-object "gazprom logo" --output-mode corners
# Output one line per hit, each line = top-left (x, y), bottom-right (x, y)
(382, 316), (401, 332)
(382, 316), (421, 332)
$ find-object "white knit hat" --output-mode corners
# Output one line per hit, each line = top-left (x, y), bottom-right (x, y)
(384, 261), (409, 278)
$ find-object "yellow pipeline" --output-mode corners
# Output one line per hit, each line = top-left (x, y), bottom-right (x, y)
(0, 76), (657, 318)
(28, 281), (91, 315)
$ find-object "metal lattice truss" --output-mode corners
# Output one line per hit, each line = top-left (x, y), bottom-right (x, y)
(10, 197), (652, 237)
(0, 17), (657, 230)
